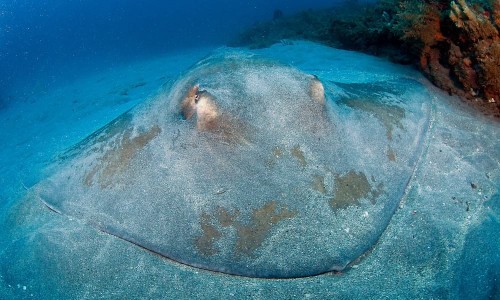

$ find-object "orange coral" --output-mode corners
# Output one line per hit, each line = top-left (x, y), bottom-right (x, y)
(448, 0), (499, 105)
(396, 0), (500, 115)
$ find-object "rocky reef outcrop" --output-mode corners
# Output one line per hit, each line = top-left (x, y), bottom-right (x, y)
(230, 0), (500, 118)
(398, 0), (499, 116)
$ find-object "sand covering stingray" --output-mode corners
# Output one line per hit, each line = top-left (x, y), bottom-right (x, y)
(37, 51), (431, 278)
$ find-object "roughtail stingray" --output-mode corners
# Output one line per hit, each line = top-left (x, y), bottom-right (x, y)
(37, 51), (431, 278)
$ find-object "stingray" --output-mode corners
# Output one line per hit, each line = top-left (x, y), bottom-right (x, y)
(37, 51), (431, 278)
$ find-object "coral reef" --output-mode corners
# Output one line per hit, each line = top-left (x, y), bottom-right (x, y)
(446, 0), (499, 109)
(231, 0), (500, 118)
(399, 0), (499, 116)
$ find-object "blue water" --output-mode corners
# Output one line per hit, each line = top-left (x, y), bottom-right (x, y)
(0, 0), (354, 103)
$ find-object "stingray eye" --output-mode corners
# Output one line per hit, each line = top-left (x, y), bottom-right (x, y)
(194, 93), (200, 103)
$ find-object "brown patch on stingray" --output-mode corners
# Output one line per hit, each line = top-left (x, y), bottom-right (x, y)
(215, 207), (240, 227)
(194, 201), (297, 258)
(311, 175), (327, 194)
(342, 99), (405, 141)
(266, 146), (284, 168)
(84, 125), (161, 188)
(387, 147), (396, 161)
(329, 170), (384, 210)
(291, 145), (307, 167)
(194, 212), (222, 256)
(234, 201), (297, 257)
(83, 167), (100, 187)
